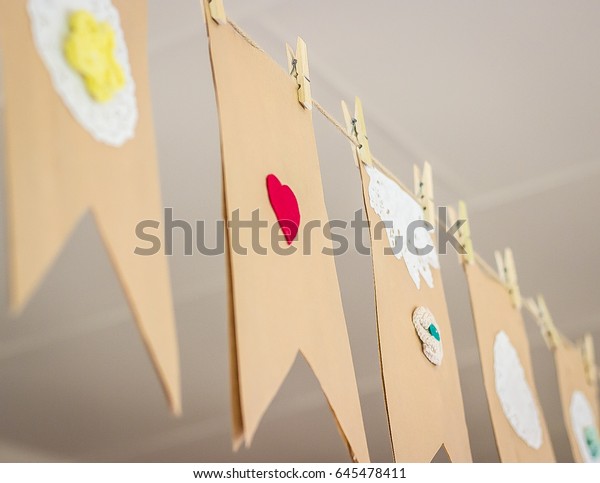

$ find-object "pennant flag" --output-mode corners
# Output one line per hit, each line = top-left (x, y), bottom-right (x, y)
(553, 335), (600, 462)
(353, 158), (472, 462)
(463, 260), (554, 461)
(204, 1), (369, 462)
(0, 0), (181, 413)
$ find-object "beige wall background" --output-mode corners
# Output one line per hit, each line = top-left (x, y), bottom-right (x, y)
(0, 0), (598, 462)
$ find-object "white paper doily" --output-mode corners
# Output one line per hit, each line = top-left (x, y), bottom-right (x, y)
(570, 391), (600, 463)
(28, 0), (138, 146)
(364, 164), (439, 289)
(493, 330), (543, 449)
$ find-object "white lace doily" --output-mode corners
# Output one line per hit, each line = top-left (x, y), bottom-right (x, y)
(493, 331), (543, 449)
(570, 391), (600, 463)
(28, 0), (138, 146)
(364, 164), (439, 289)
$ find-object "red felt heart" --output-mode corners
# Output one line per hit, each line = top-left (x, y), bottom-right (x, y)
(266, 174), (300, 245)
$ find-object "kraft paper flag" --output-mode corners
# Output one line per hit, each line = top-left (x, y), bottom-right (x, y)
(553, 337), (600, 462)
(463, 262), (555, 461)
(203, 2), (369, 462)
(0, 0), (181, 413)
(355, 161), (472, 462)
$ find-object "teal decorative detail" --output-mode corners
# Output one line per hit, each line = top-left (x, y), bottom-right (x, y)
(584, 426), (600, 459)
(428, 324), (441, 341)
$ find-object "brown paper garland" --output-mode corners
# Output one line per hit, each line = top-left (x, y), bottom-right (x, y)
(1, 0), (594, 463)
(203, 0), (370, 462)
(0, 0), (181, 413)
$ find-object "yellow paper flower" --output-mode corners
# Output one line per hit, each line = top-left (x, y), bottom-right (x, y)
(64, 10), (126, 103)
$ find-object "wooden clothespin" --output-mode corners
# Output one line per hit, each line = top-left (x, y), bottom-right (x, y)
(413, 162), (435, 225)
(457, 201), (474, 264)
(208, 0), (227, 25)
(582, 333), (598, 386)
(495, 248), (522, 309)
(525, 295), (560, 349)
(286, 38), (312, 110)
(341, 97), (373, 167)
